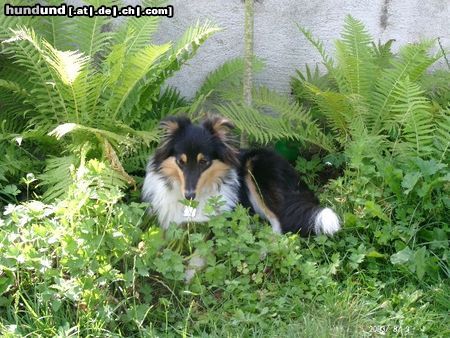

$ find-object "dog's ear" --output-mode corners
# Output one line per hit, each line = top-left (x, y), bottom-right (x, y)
(202, 116), (235, 141)
(160, 116), (191, 137)
(203, 116), (239, 166)
(155, 116), (191, 164)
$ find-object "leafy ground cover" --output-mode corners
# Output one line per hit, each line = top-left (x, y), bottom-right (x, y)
(0, 2), (448, 337)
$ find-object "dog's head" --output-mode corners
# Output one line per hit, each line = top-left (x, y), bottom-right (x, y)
(153, 116), (238, 200)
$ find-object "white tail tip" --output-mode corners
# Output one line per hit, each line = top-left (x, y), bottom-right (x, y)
(315, 208), (340, 236)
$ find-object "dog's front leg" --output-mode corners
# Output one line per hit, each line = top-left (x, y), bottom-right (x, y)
(185, 250), (206, 284)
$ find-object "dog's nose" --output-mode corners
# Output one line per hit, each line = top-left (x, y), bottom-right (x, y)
(185, 191), (196, 200)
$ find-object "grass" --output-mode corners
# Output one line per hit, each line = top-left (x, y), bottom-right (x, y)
(0, 161), (448, 337)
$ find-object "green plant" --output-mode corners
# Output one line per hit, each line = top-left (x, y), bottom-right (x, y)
(181, 55), (335, 151)
(1, 166), (448, 336)
(291, 15), (449, 284)
(0, 0), (219, 202)
(1, 10), (449, 338)
(294, 16), (447, 161)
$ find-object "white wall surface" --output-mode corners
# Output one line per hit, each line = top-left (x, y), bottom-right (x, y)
(151, 0), (449, 98)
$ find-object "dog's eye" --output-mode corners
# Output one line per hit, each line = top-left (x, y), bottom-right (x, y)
(176, 158), (185, 167)
(199, 159), (209, 166)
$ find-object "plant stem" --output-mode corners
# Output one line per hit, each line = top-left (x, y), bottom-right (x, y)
(241, 0), (254, 148)
(437, 37), (450, 70)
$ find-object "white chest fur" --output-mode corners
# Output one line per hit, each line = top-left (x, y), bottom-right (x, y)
(142, 160), (240, 229)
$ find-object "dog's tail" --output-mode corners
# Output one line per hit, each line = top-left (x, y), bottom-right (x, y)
(313, 207), (340, 235)
(280, 194), (340, 236)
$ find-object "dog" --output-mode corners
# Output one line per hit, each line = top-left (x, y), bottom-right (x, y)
(142, 115), (340, 236)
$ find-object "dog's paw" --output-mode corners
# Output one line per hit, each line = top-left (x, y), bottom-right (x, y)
(184, 255), (206, 284)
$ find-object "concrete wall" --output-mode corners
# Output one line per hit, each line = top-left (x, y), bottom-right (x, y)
(153, 0), (449, 98)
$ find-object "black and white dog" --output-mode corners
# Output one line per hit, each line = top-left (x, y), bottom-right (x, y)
(142, 116), (340, 236)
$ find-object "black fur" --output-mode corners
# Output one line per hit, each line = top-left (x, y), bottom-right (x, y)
(146, 116), (339, 236)
(154, 116), (237, 169)
(238, 149), (323, 236)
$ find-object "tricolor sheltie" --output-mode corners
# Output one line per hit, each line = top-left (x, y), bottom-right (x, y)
(142, 116), (340, 236)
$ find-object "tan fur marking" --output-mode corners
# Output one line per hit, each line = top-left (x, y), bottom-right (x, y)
(180, 154), (187, 164)
(196, 160), (231, 194)
(212, 117), (233, 141)
(245, 160), (277, 220)
(197, 153), (205, 162)
(160, 157), (185, 194)
(161, 120), (179, 134)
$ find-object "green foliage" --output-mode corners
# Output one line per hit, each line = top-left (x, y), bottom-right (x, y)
(293, 15), (448, 219)
(0, 10), (449, 337)
(294, 15), (445, 160)
(0, 0), (219, 200)
(185, 57), (335, 151)
(290, 17), (449, 335)
(0, 168), (448, 336)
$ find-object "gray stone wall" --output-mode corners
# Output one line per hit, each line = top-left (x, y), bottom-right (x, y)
(152, 0), (449, 98)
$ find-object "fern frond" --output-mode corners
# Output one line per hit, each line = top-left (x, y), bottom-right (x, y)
(370, 40), (438, 131)
(35, 0), (72, 51)
(143, 86), (188, 121)
(215, 98), (333, 151)
(433, 108), (450, 162)
(49, 123), (132, 147)
(195, 57), (264, 99)
(2, 34), (64, 128)
(69, 0), (115, 59)
(389, 77), (435, 157)
(297, 24), (334, 71)
(216, 102), (288, 144)
(107, 43), (171, 121)
(122, 20), (220, 124)
(371, 39), (395, 69)
(0, 79), (30, 98)
(334, 15), (376, 98)
(291, 64), (332, 104)
(119, 0), (164, 55)
(252, 86), (335, 151)
(0, 0), (36, 40)
(38, 155), (78, 202)
(43, 42), (89, 86)
(421, 70), (450, 108)
(121, 142), (154, 174)
(301, 83), (356, 143)
(344, 118), (386, 169)
(141, 20), (220, 99)
(2, 26), (89, 127)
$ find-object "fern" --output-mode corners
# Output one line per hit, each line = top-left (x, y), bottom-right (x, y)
(216, 102), (291, 144)
(189, 55), (335, 151)
(136, 20), (220, 106)
(291, 64), (333, 105)
(301, 83), (354, 144)
(0, 0), (36, 40)
(119, 0), (164, 55)
(0, 1), (218, 200)
(107, 43), (171, 121)
(252, 86), (335, 151)
(370, 40), (437, 131)
(389, 77), (435, 157)
(145, 86), (189, 121)
(297, 24), (334, 71)
(195, 57), (264, 99)
(2, 27), (70, 127)
(433, 108), (450, 163)
(294, 15), (443, 164)
(76, 0), (114, 57)
(38, 155), (78, 202)
(421, 70), (450, 108)
(334, 15), (376, 98)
